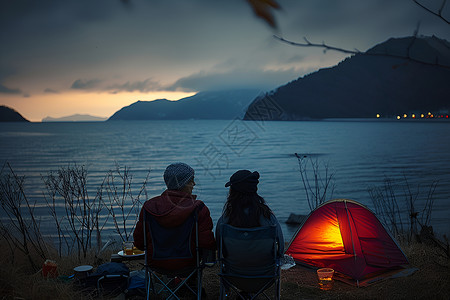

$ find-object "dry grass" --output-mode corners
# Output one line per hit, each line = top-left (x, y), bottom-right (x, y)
(201, 241), (450, 300)
(277, 242), (450, 300)
(0, 239), (115, 300)
(0, 240), (448, 299)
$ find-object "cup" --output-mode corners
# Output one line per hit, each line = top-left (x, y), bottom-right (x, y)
(317, 268), (334, 290)
(42, 259), (58, 278)
(123, 241), (134, 255)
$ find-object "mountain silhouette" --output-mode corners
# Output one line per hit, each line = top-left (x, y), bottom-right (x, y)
(0, 105), (30, 122)
(42, 114), (107, 122)
(244, 36), (450, 120)
(108, 89), (261, 121)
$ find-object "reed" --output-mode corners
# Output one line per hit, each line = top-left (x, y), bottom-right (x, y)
(295, 153), (336, 210)
(368, 175), (440, 246)
(1, 162), (150, 269)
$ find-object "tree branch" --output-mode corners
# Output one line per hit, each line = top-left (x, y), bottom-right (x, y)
(273, 34), (450, 69)
(414, 0), (450, 25)
(274, 36), (360, 54)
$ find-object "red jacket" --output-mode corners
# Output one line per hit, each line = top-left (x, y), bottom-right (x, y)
(133, 190), (216, 270)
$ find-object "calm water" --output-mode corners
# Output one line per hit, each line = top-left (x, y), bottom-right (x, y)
(1, 120), (449, 241)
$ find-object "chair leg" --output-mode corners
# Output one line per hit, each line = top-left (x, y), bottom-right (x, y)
(146, 272), (153, 300)
(197, 269), (203, 300)
(276, 278), (281, 300)
(219, 279), (227, 300)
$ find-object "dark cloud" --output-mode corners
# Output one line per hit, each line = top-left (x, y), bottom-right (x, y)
(278, 0), (449, 50)
(1, 1), (111, 44)
(1, 0), (450, 104)
(0, 68), (21, 94)
(0, 83), (21, 94)
(71, 79), (102, 90)
(70, 78), (164, 93)
(44, 88), (59, 94)
(106, 79), (162, 93)
(168, 67), (304, 92)
(284, 54), (306, 64)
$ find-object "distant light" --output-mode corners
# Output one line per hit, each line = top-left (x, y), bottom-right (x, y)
(412, 114), (416, 118)
(376, 114), (381, 118)
(421, 114), (425, 118)
(403, 114), (407, 118)
(428, 112), (432, 115)
(430, 114), (434, 118)
(397, 115), (401, 120)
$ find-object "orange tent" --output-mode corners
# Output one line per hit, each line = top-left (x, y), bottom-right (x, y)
(285, 199), (409, 286)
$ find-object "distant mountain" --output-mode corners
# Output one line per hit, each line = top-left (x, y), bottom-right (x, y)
(244, 36), (450, 120)
(42, 114), (107, 122)
(108, 89), (262, 121)
(0, 105), (29, 122)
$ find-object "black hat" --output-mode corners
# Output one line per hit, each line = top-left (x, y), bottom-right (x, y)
(225, 170), (260, 193)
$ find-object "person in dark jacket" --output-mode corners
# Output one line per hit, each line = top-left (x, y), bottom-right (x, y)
(216, 170), (284, 257)
(133, 162), (216, 271)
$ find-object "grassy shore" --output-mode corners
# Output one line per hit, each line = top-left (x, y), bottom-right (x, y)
(0, 239), (449, 299)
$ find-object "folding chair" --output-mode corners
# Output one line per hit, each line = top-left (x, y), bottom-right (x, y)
(218, 223), (281, 300)
(143, 207), (204, 300)
(97, 274), (129, 297)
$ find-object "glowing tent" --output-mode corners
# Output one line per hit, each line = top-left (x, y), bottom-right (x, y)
(285, 199), (409, 286)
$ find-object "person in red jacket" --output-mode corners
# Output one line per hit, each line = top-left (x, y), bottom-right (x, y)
(133, 162), (216, 271)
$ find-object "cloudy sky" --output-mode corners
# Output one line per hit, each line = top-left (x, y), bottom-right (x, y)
(1, 0), (449, 121)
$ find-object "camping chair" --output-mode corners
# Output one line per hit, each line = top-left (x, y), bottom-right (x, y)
(218, 223), (281, 300)
(97, 273), (129, 297)
(143, 207), (204, 300)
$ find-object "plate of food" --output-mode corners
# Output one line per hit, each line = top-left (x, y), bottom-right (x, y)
(118, 249), (145, 257)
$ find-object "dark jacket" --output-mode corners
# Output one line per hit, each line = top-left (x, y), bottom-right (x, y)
(133, 189), (216, 271)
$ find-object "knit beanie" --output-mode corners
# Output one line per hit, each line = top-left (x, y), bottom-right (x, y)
(163, 163), (195, 190)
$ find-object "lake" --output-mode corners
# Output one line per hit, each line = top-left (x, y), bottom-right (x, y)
(1, 119), (449, 242)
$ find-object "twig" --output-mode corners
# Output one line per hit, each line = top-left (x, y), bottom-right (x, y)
(295, 153), (335, 211)
(414, 0), (450, 25)
(273, 31), (450, 69)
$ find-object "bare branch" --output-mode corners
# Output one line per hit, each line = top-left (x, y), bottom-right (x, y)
(295, 153), (335, 211)
(274, 34), (450, 69)
(274, 35), (360, 54)
(414, 0), (450, 25)
(100, 164), (149, 243)
(0, 163), (48, 270)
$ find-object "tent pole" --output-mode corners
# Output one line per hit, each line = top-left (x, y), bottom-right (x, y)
(344, 200), (357, 261)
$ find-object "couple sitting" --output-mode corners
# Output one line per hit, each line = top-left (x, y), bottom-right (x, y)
(133, 162), (284, 297)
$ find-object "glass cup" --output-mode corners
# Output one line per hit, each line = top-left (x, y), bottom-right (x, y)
(317, 268), (334, 290)
(123, 241), (134, 255)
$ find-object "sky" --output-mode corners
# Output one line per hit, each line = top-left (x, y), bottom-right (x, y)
(1, 0), (449, 122)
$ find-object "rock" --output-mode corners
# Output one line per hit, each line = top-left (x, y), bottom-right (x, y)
(286, 213), (307, 224)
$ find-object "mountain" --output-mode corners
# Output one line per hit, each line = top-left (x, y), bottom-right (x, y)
(108, 89), (261, 121)
(0, 105), (30, 122)
(42, 114), (107, 122)
(244, 36), (450, 120)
